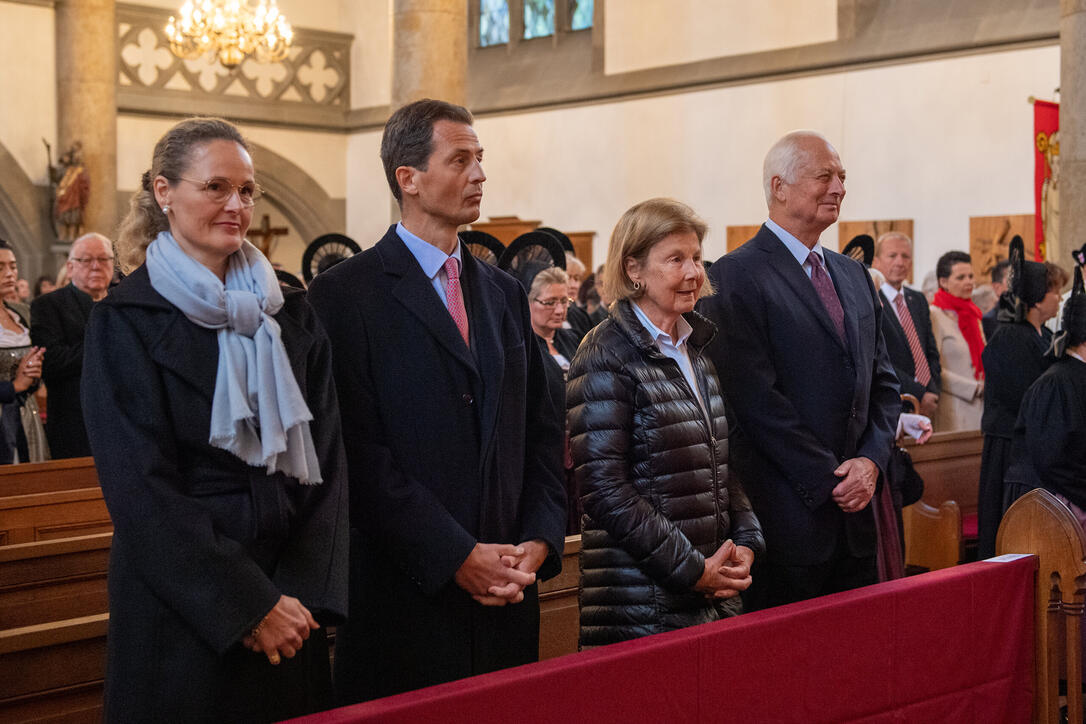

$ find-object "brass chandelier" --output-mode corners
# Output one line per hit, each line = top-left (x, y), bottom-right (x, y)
(165, 1), (294, 69)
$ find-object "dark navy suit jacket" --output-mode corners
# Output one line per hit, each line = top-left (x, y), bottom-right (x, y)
(699, 224), (900, 566)
(877, 285), (942, 401)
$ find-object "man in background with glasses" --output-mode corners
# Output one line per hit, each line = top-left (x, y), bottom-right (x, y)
(31, 232), (115, 458)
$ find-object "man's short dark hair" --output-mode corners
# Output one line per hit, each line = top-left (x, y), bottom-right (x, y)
(936, 250), (972, 280)
(990, 259), (1011, 285)
(380, 99), (474, 203)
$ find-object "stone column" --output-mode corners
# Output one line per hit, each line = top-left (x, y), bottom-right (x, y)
(55, 0), (117, 241)
(391, 0), (468, 108)
(1059, 0), (1086, 268)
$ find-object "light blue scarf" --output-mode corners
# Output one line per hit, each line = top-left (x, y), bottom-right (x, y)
(146, 231), (321, 484)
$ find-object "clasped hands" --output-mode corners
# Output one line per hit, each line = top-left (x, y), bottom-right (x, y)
(243, 594), (319, 666)
(832, 456), (878, 513)
(454, 540), (548, 606)
(695, 539), (754, 599)
(14, 346), (44, 393)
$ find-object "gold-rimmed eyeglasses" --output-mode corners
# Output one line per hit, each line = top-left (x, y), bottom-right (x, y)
(175, 177), (263, 207)
(533, 297), (574, 308)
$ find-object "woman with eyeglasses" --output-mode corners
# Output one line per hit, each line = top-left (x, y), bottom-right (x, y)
(528, 265), (580, 373)
(0, 238), (46, 464)
(86, 118), (347, 722)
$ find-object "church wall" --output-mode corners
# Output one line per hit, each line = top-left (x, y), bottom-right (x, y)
(0, 1), (57, 185)
(346, 43), (1059, 282)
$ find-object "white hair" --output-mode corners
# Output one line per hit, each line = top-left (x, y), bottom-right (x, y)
(762, 130), (834, 206)
(68, 232), (113, 260)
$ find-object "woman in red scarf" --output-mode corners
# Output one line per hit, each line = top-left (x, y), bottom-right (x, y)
(930, 251), (985, 431)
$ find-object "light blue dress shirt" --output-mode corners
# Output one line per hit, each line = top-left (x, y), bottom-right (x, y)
(765, 218), (826, 280)
(396, 221), (464, 309)
(631, 301), (708, 420)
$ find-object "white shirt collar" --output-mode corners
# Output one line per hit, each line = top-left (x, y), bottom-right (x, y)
(765, 218), (825, 269)
(631, 301), (693, 348)
(881, 282), (904, 304)
(396, 221), (463, 280)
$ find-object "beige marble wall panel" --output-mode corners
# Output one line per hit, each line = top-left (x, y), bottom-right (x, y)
(0, 2), (57, 184)
(116, 116), (347, 198)
(604, 0), (838, 76)
(468, 45), (1057, 277)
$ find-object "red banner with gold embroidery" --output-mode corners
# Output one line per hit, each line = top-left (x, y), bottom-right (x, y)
(1034, 100), (1059, 261)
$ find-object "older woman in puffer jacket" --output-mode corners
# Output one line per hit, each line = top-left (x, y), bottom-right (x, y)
(567, 199), (765, 648)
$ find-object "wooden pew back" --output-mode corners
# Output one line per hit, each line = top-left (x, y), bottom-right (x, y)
(998, 488), (1086, 724)
(0, 533), (111, 629)
(0, 458), (98, 497)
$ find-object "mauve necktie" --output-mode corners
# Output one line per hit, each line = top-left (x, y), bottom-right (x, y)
(443, 257), (470, 347)
(893, 293), (932, 387)
(807, 251), (846, 342)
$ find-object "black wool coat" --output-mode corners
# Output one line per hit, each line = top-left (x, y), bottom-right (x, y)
(31, 282), (95, 458)
(567, 299), (764, 647)
(82, 266), (348, 723)
(306, 226), (567, 703)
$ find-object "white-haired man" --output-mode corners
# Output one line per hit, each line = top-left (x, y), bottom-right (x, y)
(30, 232), (114, 458)
(698, 130), (900, 608)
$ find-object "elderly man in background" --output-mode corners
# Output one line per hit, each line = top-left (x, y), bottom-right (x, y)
(872, 231), (941, 419)
(698, 130), (900, 609)
(30, 232), (114, 458)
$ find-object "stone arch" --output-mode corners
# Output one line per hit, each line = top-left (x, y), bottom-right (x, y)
(0, 141), (50, 280)
(249, 143), (344, 247)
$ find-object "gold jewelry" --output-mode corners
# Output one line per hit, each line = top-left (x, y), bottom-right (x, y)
(268, 652), (281, 665)
(250, 614), (269, 641)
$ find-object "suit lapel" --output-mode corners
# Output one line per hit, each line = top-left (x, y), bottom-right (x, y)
(460, 252), (505, 451)
(378, 230), (479, 377)
(824, 250), (861, 360)
(757, 228), (848, 353)
(149, 310), (220, 396)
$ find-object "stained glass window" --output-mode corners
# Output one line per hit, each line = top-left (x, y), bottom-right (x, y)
(569, 0), (593, 31)
(480, 0), (510, 47)
(524, 0), (555, 39)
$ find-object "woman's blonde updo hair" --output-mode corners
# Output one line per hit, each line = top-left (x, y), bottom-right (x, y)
(602, 197), (711, 304)
(115, 117), (250, 272)
(528, 265), (569, 300)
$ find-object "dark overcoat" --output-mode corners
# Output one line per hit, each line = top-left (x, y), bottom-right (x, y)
(31, 282), (95, 458)
(698, 225), (900, 571)
(307, 226), (566, 702)
(82, 266), (348, 723)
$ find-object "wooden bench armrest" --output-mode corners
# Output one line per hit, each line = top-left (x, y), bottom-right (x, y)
(903, 499), (962, 571)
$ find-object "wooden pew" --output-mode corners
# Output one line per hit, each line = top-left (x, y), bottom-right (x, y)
(0, 457), (98, 497)
(0, 613), (107, 723)
(0, 533), (111, 629)
(998, 488), (1086, 724)
(901, 429), (983, 571)
(538, 535), (580, 660)
(0, 487), (111, 546)
(0, 458), (109, 546)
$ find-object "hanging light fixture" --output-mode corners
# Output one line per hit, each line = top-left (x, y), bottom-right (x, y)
(165, 1), (293, 69)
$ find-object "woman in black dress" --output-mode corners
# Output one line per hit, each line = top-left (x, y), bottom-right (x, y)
(977, 237), (1067, 557)
(1005, 266), (1086, 521)
(85, 118), (347, 723)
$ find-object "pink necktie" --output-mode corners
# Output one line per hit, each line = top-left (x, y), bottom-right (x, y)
(807, 251), (846, 342)
(893, 293), (932, 387)
(443, 257), (470, 347)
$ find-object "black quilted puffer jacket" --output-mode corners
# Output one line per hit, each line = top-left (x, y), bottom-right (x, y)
(567, 299), (765, 647)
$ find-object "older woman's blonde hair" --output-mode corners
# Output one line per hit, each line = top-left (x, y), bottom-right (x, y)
(602, 198), (711, 303)
(529, 265), (569, 300)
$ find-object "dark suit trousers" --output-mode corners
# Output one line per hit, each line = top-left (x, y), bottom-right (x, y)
(744, 528), (876, 610)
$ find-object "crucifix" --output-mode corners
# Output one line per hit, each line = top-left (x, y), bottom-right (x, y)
(250, 214), (289, 258)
